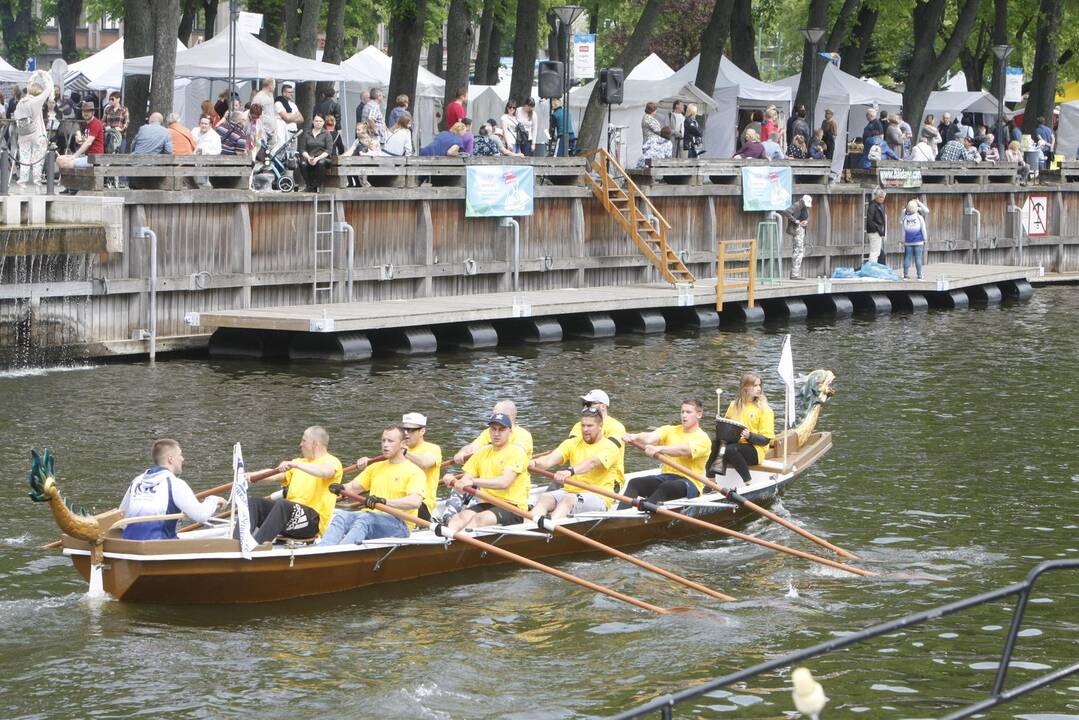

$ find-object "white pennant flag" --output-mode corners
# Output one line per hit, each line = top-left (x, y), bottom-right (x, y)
(231, 443), (257, 559)
(777, 334), (796, 428)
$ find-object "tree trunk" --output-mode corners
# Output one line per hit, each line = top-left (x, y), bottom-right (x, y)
(294, 0), (324, 128)
(317, 0), (347, 102)
(123, 0), (155, 143)
(793, 0), (829, 117)
(427, 41), (444, 76)
(149, 0), (181, 117)
(201, 0), (216, 39)
(902, 0), (982, 137)
(838, 4), (877, 77)
(486, 26), (503, 83)
(728, 0), (758, 78)
(824, 0), (860, 52)
(1023, 0), (1062, 133)
(693, 0), (733, 125)
(988, 0), (1007, 100)
(958, 21), (989, 92)
(56, 0), (84, 63)
(509, 0), (540, 105)
(388, 0), (429, 121)
(475, 0), (495, 84)
(576, 0), (666, 153)
(177, 0), (197, 44)
(443, 0), (474, 119)
(283, 0), (302, 51)
(588, 0), (598, 34)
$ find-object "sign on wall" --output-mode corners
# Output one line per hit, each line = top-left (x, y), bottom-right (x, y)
(1021, 195), (1048, 237)
(573, 34), (596, 80)
(878, 166), (923, 188)
(466, 165), (535, 217)
(740, 166), (792, 212)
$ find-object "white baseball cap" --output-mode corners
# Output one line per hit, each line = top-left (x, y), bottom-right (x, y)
(802, 195), (813, 207)
(581, 389), (611, 405)
(401, 412), (427, 428)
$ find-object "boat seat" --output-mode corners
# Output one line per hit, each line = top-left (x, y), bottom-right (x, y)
(755, 459), (785, 472)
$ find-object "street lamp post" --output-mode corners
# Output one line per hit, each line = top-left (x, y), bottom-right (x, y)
(553, 5), (584, 157)
(992, 44), (1013, 156)
(800, 28), (826, 134)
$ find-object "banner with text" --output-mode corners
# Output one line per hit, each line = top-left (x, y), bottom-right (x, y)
(741, 166), (793, 211)
(1005, 67), (1024, 103)
(573, 34), (596, 80)
(466, 165), (535, 217)
(878, 166), (922, 188)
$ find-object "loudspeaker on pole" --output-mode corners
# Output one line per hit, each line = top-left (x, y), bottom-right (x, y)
(600, 67), (624, 105)
(538, 61), (565, 99)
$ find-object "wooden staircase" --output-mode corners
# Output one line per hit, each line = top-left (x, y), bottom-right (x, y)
(583, 149), (695, 285)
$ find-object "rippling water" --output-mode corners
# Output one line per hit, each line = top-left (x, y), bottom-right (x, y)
(1, 288), (1077, 720)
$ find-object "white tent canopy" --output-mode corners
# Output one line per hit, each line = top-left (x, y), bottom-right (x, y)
(626, 53), (674, 82)
(1057, 100), (1079, 159)
(340, 45), (445, 145)
(925, 90), (1007, 120)
(122, 30), (345, 82)
(467, 81), (550, 153)
(778, 63), (902, 173)
(570, 70), (716, 166)
(68, 37), (187, 90)
(0, 54), (30, 83)
(672, 55), (791, 159)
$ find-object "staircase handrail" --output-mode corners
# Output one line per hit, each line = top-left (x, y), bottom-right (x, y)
(585, 149), (672, 231)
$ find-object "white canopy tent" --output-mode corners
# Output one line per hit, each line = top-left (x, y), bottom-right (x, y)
(68, 37), (187, 90)
(626, 53), (675, 82)
(340, 46), (445, 145)
(0, 55), (30, 83)
(778, 63), (902, 174)
(466, 81), (550, 153)
(1057, 100), (1079, 159)
(672, 55), (791, 159)
(570, 71), (716, 166)
(924, 90), (1007, 121)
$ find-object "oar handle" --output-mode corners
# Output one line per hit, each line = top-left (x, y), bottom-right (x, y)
(626, 438), (860, 561)
(333, 486), (672, 614)
(460, 486), (735, 602)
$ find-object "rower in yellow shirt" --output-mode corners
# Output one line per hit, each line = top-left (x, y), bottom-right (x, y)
(619, 398), (712, 508)
(531, 407), (621, 521)
(399, 412), (442, 520)
(566, 389), (627, 491)
(320, 424), (426, 545)
(443, 412), (530, 531)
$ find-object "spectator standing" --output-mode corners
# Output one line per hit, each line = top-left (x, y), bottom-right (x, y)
(214, 91), (230, 121)
(167, 113), (197, 155)
(551, 97), (575, 156)
(313, 88), (341, 127)
(252, 78), (277, 139)
(13, 70), (52, 185)
(382, 114), (414, 157)
(102, 91), (128, 153)
(762, 106), (781, 149)
(500, 100), (520, 153)
(821, 109), (838, 159)
(900, 199), (929, 280)
(362, 88), (387, 143)
(637, 126), (673, 167)
(388, 94), (411, 127)
(789, 105), (811, 146)
(865, 188), (887, 266)
(787, 134), (809, 159)
(516, 97), (538, 156)
(733, 128), (765, 159)
(920, 114), (942, 155)
(682, 103), (703, 158)
(130, 112), (174, 155)
(937, 112), (954, 143)
(298, 114), (334, 192)
(216, 111), (248, 156)
(885, 115), (903, 158)
(809, 132), (827, 160)
(245, 103), (265, 150)
(353, 90), (370, 126)
(937, 136), (966, 161)
(1034, 116), (1054, 154)
(668, 100), (685, 158)
(275, 83), (304, 147)
(781, 194), (812, 280)
(201, 100), (219, 126)
(862, 108), (883, 141)
(641, 101), (662, 144)
(445, 89), (467, 129)
(325, 114), (346, 155)
(858, 128), (898, 169)
(980, 133), (1000, 161)
(745, 110), (763, 139)
(761, 132), (784, 160)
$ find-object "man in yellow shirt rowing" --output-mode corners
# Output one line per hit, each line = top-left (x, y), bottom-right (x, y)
(443, 412), (530, 532)
(320, 424), (426, 545)
(531, 407), (621, 521)
(619, 399), (712, 508)
(566, 389), (627, 492)
(353, 412), (442, 522)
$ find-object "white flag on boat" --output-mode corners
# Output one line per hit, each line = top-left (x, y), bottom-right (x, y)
(777, 334), (796, 428)
(231, 442), (257, 560)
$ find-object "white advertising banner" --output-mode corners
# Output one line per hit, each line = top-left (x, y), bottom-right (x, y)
(1005, 67), (1024, 103)
(573, 34), (596, 80)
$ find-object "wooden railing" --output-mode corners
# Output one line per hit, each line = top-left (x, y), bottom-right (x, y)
(716, 239), (756, 311)
(582, 148), (694, 285)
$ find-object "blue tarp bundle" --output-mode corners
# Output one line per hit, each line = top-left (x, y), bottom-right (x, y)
(832, 261), (900, 281)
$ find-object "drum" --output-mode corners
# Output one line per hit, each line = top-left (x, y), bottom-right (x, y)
(715, 417), (747, 445)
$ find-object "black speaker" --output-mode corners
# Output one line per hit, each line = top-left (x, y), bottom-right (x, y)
(600, 67), (624, 105)
(538, 61), (565, 99)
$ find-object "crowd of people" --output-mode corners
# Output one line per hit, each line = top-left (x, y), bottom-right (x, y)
(118, 378), (778, 549)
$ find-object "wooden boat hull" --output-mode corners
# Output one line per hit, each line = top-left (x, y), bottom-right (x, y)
(61, 431), (832, 604)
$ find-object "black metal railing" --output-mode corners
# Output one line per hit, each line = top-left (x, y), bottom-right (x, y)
(609, 559), (1079, 720)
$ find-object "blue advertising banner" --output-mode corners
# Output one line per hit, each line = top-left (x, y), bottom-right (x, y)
(740, 166), (792, 212)
(466, 165), (535, 217)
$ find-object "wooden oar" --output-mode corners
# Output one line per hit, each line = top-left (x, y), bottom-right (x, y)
(458, 485), (735, 602)
(333, 486), (677, 614)
(625, 439), (861, 561)
(528, 464), (875, 578)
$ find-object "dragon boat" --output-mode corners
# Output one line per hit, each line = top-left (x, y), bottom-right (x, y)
(30, 371), (836, 605)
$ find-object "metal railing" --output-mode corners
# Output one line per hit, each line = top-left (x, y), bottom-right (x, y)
(609, 560), (1079, 720)
(715, 239), (756, 311)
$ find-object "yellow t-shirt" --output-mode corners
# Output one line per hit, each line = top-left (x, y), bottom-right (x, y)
(406, 439), (443, 515)
(354, 458), (428, 527)
(656, 425), (712, 491)
(463, 443), (530, 510)
(569, 414), (627, 490)
(282, 453), (344, 535)
(555, 435), (620, 507)
(725, 400), (776, 464)
(473, 425), (533, 490)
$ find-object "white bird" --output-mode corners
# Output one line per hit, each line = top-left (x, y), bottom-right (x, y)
(791, 667), (829, 720)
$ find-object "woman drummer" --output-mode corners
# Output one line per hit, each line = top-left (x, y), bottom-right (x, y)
(708, 372), (775, 485)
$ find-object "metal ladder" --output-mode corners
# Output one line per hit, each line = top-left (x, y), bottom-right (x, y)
(312, 194), (336, 303)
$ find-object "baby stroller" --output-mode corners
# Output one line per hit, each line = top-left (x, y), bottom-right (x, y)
(250, 129), (298, 192)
